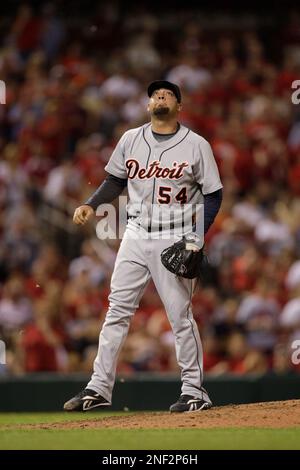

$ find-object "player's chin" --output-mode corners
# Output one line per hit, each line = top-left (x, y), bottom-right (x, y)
(153, 107), (170, 116)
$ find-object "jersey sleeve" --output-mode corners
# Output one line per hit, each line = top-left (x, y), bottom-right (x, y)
(104, 133), (128, 179)
(193, 138), (223, 195)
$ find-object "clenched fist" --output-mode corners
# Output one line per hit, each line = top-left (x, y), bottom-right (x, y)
(73, 205), (95, 225)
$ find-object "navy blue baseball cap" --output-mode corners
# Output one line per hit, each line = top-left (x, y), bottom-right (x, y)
(147, 80), (181, 103)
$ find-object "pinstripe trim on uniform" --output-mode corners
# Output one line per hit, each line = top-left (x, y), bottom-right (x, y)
(110, 265), (151, 367)
(185, 278), (203, 392)
(142, 124), (152, 223)
(158, 128), (190, 163)
(149, 127), (191, 231)
(142, 124), (152, 168)
(152, 128), (190, 203)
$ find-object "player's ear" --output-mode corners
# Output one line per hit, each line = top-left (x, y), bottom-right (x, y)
(177, 103), (182, 112)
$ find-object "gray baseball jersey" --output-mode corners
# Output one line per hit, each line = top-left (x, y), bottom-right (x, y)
(87, 122), (222, 406)
(104, 123), (222, 237)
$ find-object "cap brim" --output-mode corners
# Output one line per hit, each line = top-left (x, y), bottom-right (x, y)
(147, 80), (181, 103)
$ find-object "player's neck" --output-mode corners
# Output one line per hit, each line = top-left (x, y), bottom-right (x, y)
(151, 118), (179, 135)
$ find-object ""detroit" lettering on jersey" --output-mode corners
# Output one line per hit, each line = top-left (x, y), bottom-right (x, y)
(105, 123), (222, 234)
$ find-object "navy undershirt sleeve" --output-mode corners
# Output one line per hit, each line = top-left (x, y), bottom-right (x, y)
(203, 188), (223, 234)
(84, 174), (127, 210)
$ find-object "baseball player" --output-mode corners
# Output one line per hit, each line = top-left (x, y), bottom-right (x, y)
(64, 80), (223, 413)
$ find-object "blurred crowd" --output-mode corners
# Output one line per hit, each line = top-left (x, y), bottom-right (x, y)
(1, 2), (300, 377)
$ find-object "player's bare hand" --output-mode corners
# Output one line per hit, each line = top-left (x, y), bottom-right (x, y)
(73, 205), (94, 225)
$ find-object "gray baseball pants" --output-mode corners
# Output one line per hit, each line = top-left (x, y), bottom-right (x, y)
(87, 224), (211, 404)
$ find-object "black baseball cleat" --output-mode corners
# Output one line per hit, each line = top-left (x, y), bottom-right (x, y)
(169, 394), (212, 413)
(63, 388), (111, 411)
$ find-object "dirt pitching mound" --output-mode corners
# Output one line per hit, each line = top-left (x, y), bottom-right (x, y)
(22, 400), (300, 430)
